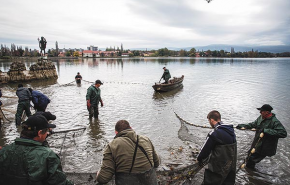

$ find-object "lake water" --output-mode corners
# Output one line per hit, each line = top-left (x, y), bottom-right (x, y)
(0, 57), (289, 185)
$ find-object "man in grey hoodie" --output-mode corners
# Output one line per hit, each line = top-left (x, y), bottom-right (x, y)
(15, 84), (32, 126)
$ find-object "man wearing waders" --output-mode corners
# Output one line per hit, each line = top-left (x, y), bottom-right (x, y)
(86, 80), (104, 119)
(236, 104), (287, 169)
(15, 84), (32, 126)
(197, 110), (237, 185)
(96, 120), (160, 185)
(161, 67), (171, 84)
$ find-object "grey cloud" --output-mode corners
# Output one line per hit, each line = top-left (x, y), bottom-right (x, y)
(128, 0), (290, 45)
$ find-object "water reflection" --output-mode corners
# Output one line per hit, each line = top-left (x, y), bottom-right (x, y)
(87, 119), (104, 141)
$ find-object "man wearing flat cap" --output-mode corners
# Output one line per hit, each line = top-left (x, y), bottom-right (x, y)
(237, 104), (287, 169)
(86, 79), (104, 119)
(161, 67), (171, 84)
(0, 115), (74, 185)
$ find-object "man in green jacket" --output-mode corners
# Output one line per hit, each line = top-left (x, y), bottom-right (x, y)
(86, 80), (104, 119)
(0, 114), (74, 185)
(161, 67), (171, 84)
(237, 104), (287, 169)
(96, 120), (160, 185)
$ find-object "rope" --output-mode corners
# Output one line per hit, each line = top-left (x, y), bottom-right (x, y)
(236, 131), (264, 173)
(57, 80), (76, 87)
(1, 108), (16, 114)
(82, 79), (150, 85)
(174, 112), (212, 129)
(82, 79), (94, 83)
(1, 95), (17, 99)
(0, 107), (12, 122)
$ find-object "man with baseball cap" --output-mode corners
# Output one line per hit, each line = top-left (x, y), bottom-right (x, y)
(86, 79), (104, 119)
(237, 104), (287, 169)
(0, 115), (74, 185)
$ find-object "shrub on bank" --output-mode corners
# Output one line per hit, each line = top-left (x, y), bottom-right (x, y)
(0, 56), (11, 59)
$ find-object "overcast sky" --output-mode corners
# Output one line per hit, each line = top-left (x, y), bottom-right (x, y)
(0, 0), (289, 50)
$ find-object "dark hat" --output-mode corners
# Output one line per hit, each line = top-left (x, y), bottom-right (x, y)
(163, 67), (166, 69)
(95, 79), (103, 85)
(22, 115), (56, 131)
(257, 104), (273, 112)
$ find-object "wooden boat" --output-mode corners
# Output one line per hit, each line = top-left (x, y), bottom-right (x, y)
(152, 75), (184, 92)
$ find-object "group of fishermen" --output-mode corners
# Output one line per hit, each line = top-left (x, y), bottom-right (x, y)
(15, 83), (51, 126)
(197, 106), (287, 184)
(0, 72), (288, 185)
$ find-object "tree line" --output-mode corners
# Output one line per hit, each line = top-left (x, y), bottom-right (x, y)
(1, 44), (290, 58)
(0, 44), (40, 59)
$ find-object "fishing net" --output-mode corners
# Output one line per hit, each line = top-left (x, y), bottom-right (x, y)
(66, 173), (101, 185)
(65, 162), (204, 185)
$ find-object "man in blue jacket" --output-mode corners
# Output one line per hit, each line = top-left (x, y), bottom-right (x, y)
(197, 110), (237, 185)
(28, 88), (51, 112)
(15, 84), (32, 126)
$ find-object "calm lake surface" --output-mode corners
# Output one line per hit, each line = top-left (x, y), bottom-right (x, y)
(0, 57), (289, 185)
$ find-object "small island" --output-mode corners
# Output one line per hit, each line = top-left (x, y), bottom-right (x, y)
(0, 58), (58, 84)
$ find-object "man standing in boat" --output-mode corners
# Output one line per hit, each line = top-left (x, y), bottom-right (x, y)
(86, 80), (104, 119)
(197, 110), (237, 185)
(236, 104), (287, 169)
(161, 67), (171, 84)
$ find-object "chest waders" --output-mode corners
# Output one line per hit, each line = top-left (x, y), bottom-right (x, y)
(115, 135), (158, 185)
(238, 132), (264, 171)
(88, 87), (100, 118)
(203, 131), (237, 185)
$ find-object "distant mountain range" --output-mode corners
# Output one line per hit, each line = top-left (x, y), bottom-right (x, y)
(129, 44), (290, 53)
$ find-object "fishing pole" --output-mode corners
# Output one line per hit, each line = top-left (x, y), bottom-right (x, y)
(51, 127), (86, 134)
(159, 76), (163, 83)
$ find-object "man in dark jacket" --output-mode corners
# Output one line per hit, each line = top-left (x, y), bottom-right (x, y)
(237, 104), (287, 169)
(28, 88), (51, 112)
(75, 72), (82, 84)
(96, 120), (160, 185)
(0, 114), (74, 185)
(15, 84), (32, 126)
(161, 67), (171, 84)
(86, 80), (104, 119)
(197, 110), (237, 185)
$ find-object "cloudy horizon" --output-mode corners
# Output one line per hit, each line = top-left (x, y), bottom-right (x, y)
(0, 0), (289, 50)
